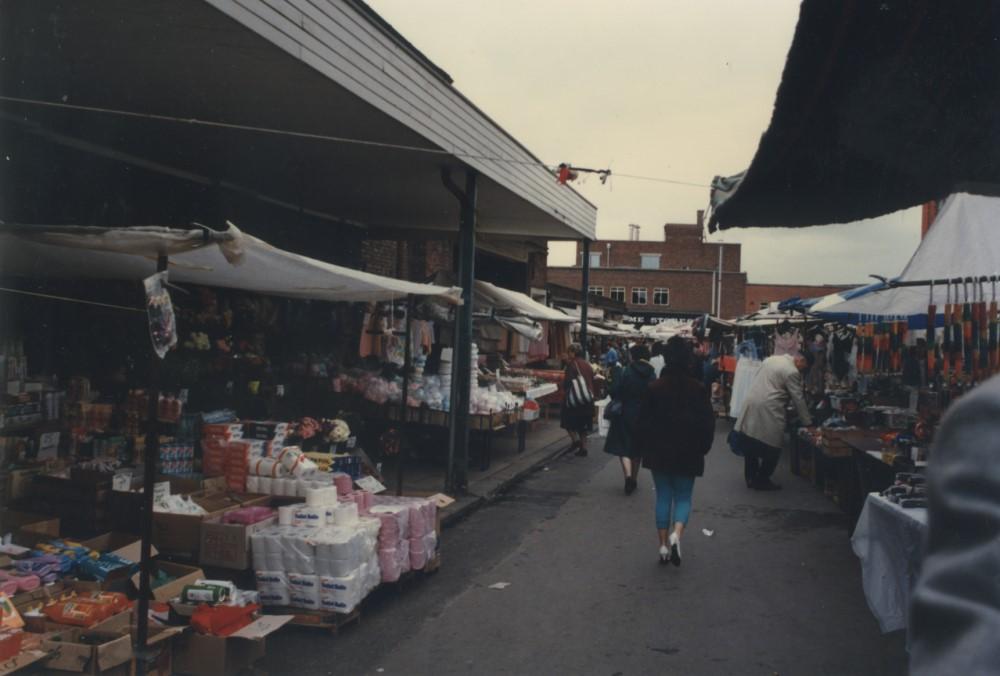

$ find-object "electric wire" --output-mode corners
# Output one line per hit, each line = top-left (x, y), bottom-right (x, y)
(0, 95), (710, 190)
(0, 286), (146, 313)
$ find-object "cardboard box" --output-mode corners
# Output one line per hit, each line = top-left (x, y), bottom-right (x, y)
(6, 466), (46, 504)
(42, 626), (132, 674)
(131, 561), (204, 603)
(151, 491), (270, 560)
(0, 510), (60, 547)
(12, 581), (64, 617)
(199, 514), (277, 570)
(172, 615), (293, 676)
(160, 474), (227, 496)
(41, 611), (182, 675)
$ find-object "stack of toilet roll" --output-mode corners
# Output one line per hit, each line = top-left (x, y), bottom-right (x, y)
(371, 496), (439, 572)
(251, 514), (382, 613)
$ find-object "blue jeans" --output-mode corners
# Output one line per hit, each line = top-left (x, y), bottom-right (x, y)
(651, 471), (695, 529)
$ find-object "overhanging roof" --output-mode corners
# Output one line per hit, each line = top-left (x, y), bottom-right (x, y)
(710, 1), (1000, 231)
(0, 0), (596, 241)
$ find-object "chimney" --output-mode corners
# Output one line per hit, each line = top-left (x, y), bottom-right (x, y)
(696, 209), (705, 229)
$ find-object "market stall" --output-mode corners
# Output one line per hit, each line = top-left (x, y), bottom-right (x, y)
(0, 224), (470, 672)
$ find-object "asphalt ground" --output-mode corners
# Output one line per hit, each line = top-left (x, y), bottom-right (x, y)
(265, 421), (907, 676)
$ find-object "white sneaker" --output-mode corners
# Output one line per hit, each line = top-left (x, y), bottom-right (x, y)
(658, 545), (670, 564)
(669, 533), (681, 567)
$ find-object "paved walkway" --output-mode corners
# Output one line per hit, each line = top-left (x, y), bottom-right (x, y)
(267, 422), (907, 675)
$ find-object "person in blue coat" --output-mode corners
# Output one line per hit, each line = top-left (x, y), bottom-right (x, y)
(603, 344), (656, 495)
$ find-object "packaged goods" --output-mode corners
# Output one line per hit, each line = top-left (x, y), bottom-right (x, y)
(181, 584), (229, 605)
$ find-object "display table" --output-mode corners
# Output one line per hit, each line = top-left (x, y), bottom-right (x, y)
(850, 493), (928, 633)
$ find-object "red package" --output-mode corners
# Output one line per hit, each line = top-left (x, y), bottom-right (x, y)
(191, 604), (259, 637)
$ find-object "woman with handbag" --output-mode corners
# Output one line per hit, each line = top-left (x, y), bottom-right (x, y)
(604, 344), (656, 494)
(560, 343), (596, 456)
(639, 336), (715, 565)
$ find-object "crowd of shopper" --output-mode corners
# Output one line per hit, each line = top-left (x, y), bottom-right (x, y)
(559, 333), (814, 566)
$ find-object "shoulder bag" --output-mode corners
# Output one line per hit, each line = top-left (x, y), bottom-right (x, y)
(565, 359), (594, 409)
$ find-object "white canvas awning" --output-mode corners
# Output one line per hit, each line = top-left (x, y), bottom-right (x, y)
(821, 193), (1000, 318)
(475, 280), (574, 323)
(0, 224), (462, 304)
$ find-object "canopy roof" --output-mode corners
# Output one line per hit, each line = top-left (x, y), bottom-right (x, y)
(475, 281), (574, 324)
(710, 1), (1000, 231)
(0, 1), (596, 241)
(0, 224), (462, 304)
(819, 193), (1000, 321)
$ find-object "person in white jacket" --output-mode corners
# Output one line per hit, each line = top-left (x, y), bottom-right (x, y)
(732, 352), (814, 490)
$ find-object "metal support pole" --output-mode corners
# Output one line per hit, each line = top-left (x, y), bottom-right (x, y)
(716, 244), (724, 317)
(442, 168), (477, 493)
(580, 239), (590, 357)
(136, 253), (167, 672)
(396, 295), (414, 496)
(710, 270), (717, 317)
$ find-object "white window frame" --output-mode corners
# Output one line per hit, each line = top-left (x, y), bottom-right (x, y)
(653, 288), (670, 306)
(640, 253), (661, 270)
(609, 286), (625, 302)
(631, 287), (648, 305)
(588, 286), (604, 297)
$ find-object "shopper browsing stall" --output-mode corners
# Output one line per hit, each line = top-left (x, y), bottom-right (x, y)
(732, 352), (814, 491)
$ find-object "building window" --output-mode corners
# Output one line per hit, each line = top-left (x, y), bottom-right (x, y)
(588, 286), (604, 297)
(653, 288), (670, 306)
(631, 287), (647, 305)
(640, 254), (660, 270)
(588, 252), (601, 268)
(760, 301), (770, 309)
(610, 286), (625, 302)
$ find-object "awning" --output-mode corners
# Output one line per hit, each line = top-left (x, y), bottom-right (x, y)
(572, 322), (614, 337)
(0, 224), (462, 304)
(818, 193), (1000, 322)
(709, 1), (1000, 231)
(475, 281), (574, 323)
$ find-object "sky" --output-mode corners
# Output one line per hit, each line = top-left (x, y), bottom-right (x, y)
(367, 0), (921, 286)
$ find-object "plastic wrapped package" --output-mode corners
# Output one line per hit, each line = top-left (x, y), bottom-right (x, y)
(291, 506), (326, 528)
(319, 571), (363, 614)
(287, 573), (321, 610)
(254, 571), (290, 607)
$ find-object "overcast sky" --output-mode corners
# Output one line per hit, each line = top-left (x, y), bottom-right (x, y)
(368, 0), (920, 286)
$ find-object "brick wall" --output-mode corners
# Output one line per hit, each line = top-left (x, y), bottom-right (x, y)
(575, 237), (740, 272)
(362, 240), (399, 277)
(744, 283), (857, 314)
(549, 267), (747, 319)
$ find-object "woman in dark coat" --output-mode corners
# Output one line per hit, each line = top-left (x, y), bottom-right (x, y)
(560, 343), (596, 456)
(604, 344), (656, 495)
(639, 336), (715, 566)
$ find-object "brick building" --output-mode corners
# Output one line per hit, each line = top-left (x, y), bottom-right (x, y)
(547, 211), (747, 322)
(744, 283), (858, 314)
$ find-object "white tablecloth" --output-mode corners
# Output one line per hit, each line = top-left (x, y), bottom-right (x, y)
(851, 493), (928, 633)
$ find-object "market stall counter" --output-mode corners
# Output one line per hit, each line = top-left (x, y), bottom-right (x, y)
(851, 493), (928, 633)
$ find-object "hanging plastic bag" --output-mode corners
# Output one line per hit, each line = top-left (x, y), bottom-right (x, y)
(144, 271), (177, 359)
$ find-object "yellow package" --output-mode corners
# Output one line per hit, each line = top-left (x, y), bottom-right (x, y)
(0, 594), (24, 630)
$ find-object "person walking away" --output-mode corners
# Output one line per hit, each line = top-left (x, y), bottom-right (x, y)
(639, 336), (715, 565)
(649, 342), (666, 377)
(603, 344), (656, 494)
(603, 342), (620, 369)
(732, 351), (814, 490)
(560, 343), (596, 456)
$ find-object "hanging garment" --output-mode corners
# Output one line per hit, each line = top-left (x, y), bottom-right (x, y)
(831, 330), (855, 381)
(773, 328), (801, 356)
(729, 354), (763, 420)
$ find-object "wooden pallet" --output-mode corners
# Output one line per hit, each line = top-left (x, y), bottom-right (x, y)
(263, 605), (362, 635)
